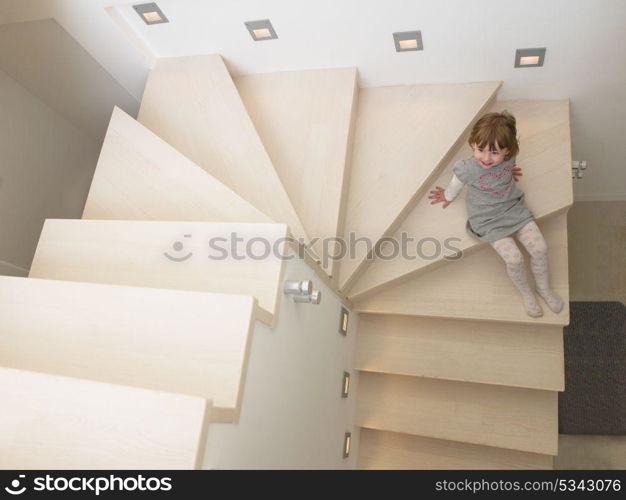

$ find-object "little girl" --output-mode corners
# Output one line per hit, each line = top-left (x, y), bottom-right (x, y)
(429, 111), (563, 318)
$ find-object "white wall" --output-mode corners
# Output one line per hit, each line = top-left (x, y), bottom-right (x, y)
(203, 255), (360, 469)
(0, 69), (100, 273)
(0, 259), (27, 277)
(0, 1), (149, 101)
(0, 19), (141, 144)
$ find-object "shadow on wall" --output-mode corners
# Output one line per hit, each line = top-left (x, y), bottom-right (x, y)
(0, 18), (141, 145)
(0, 18), (145, 275)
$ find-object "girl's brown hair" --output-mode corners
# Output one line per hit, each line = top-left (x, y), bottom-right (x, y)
(468, 111), (519, 158)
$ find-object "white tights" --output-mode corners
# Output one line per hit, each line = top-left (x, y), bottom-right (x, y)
(490, 221), (564, 317)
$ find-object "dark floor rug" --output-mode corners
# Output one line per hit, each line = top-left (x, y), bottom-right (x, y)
(559, 301), (626, 434)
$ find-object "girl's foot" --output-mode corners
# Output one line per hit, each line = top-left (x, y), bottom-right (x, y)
(521, 293), (543, 318)
(536, 288), (564, 314)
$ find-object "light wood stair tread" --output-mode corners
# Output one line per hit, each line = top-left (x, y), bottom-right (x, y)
(356, 314), (564, 391)
(137, 54), (308, 242)
(0, 276), (255, 423)
(349, 99), (573, 299)
(358, 428), (553, 470)
(234, 68), (358, 278)
(30, 219), (288, 326)
(337, 81), (501, 291)
(357, 371), (558, 455)
(354, 212), (570, 325)
(83, 107), (271, 224)
(0, 367), (210, 469)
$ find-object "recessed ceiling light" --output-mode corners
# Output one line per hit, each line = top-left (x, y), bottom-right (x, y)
(133, 3), (168, 25)
(520, 55), (540, 65)
(245, 19), (278, 41)
(515, 48), (546, 68)
(253, 28), (272, 39)
(393, 31), (423, 52)
(399, 39), (418, 50)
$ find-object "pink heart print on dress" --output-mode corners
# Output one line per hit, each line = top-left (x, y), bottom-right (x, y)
(478, 165), (513, 197)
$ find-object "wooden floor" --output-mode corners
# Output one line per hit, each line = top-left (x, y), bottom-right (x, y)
(556, 435), (626, 470)
(556, 200), (626, 470)
(567, 201), (626, 304)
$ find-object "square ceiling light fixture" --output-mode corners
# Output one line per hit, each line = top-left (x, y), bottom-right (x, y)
(133, 3), (169, 25)
(245, 19), (278, 41)
(515, 48), (546, 68)
(393, 31), (423, 52)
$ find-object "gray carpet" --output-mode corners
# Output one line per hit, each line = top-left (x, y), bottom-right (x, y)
(559, 301), (626, 434)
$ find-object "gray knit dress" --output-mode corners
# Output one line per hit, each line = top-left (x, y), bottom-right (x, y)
(453, 156), (534, 243)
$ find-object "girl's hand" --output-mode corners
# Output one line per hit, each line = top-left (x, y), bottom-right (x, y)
(428, 186), (451, 208)
(512, 163), (523, 182)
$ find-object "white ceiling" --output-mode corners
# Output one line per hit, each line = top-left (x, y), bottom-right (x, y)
(1, 0), (625, 199)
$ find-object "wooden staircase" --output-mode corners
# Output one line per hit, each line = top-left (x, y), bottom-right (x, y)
(345, 92), (570, 468)
(29, 219), (288, 326)
(0, 54), (572, 469)
(0, 366), (210, 470)
(348, 99), (572, 300)
(0, 276), (255, 423)
(336, 81), (502, 292)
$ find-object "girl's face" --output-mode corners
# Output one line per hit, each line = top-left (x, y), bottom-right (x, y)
(471, 142), (509, 169)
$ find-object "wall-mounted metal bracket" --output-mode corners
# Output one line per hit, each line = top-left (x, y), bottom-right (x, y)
(572, 160), (588, 179)
(283, 280), (313, 296)
(293, 290), (322, 305)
